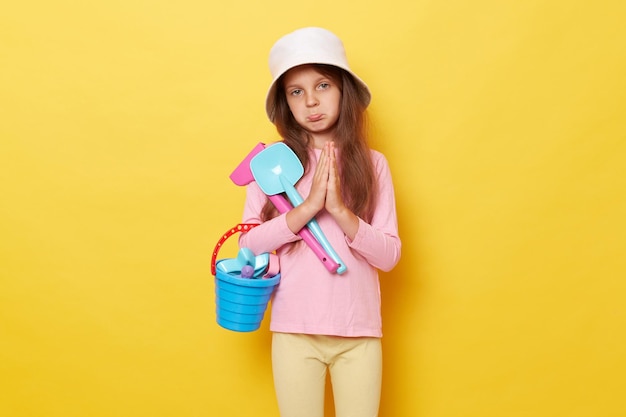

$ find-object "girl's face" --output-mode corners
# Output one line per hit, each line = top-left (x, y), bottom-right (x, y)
(282, 65), (342, 142)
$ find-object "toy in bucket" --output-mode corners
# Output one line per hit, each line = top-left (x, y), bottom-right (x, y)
(211, 224), (280, 332)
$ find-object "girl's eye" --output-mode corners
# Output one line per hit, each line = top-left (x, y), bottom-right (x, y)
(318, 82), (330, 90)
(290, 89), (303, 96)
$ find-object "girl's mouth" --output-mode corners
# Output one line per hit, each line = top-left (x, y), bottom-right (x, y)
(307, 114), (323, 122)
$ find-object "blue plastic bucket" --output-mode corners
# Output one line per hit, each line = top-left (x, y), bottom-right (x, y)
(214, 262), (280, 332)
(211, 224), (280, 332)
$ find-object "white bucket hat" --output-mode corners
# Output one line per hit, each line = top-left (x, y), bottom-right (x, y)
(265, 27), (371, 122)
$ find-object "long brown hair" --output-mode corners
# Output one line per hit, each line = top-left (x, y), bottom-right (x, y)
(262, 64), (377, 223)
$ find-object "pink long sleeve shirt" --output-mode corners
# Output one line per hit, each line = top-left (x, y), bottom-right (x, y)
(239, 147), (401, 337)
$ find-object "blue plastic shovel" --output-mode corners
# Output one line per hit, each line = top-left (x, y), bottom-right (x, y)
(250, 143), (347, 274)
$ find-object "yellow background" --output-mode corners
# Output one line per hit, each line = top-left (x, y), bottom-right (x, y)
(2, 0), (625, 416)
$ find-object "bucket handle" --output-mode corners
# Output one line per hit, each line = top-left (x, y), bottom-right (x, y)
(211, 223), (260, 275)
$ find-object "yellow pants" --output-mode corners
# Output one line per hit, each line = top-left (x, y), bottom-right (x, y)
(271, 332), (382, 417)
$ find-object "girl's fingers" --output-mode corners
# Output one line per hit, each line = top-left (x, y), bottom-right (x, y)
(314, 144), (330, 183)
(325, 142), (345, 213)
(307, 143), (331, 212)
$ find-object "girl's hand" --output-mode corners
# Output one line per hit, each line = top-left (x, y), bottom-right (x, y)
(324, 142), (347, 215)
(288, 141), (359, 240)
(306, 142), (330, 213)
(285, 147), (328, 234)
(324, 141), (360, 240)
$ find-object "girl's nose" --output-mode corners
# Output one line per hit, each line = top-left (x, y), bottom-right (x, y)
(306, 91), (319, 107)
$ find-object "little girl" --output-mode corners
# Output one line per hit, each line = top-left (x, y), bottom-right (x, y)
(239, 27), (401, 417)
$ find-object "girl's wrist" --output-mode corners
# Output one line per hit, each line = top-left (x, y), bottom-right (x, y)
(286, 200), (321, 233)
(329, 206), (359, 240)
